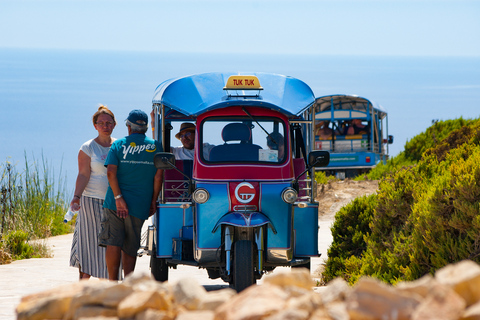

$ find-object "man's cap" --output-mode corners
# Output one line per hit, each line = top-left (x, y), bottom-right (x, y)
(126, 109), (148, 126)
(175, 122), (196, 140)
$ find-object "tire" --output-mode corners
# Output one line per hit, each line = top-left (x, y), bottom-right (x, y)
(292, 260), (311, 271)
(150, 244), (168, 282)
(232, 240), (256, 292)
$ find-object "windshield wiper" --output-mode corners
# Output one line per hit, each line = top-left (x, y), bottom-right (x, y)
(241, 107), (277, 146)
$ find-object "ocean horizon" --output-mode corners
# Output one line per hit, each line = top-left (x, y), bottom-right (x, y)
(1, 48), (479, 194)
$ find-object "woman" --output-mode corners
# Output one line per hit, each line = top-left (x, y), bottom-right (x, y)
(69, 105), (116, 279)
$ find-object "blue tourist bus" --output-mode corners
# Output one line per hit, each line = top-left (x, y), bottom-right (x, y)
(313, 94), (393, 178)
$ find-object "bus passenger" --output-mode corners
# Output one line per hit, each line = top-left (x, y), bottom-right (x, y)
(266, 132), (285, 160)
(346, 119), (370, 135)
(315, 121), (333, 140)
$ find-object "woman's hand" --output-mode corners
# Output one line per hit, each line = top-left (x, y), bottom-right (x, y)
(70, 198), (81, 212)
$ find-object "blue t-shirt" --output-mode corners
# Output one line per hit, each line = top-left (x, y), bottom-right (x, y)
(103, 133), (163, 220)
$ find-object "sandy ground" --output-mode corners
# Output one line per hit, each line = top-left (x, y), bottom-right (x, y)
(0, 180), (378, 320)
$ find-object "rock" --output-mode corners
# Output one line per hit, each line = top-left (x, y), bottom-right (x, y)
(286, 291), (323, 314)
(135, 308), (173, 320)
(16, 281), (90, 320)
(463, 301), (480, 320)
(321, 277), (351, 304)
(264, 308), (310, 320)
(324, 301), (349, 320)
(117, 290), (173, 319)
(176, 310), (215, 320)
(263, 268), (314, 290)
(396, 274), (436, 299)
(411, 282), (466, 320)
(73, 305), (117, 319)
(199, 288), (236, 311)
(346, 277), (421, 320)
(172, 277), (207, 310)
(215, 284), (290, 320)
(435, 259), (480, 307)
(65, 280), (131, 319)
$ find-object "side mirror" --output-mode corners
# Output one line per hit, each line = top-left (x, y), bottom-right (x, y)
(388, 135), (394, 144)
(154, 152), (176, 170)
(308, 151), (330, 168)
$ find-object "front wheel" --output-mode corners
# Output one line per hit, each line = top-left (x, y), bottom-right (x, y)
(231, 240), (256, 292)
(150, 244), (168, 282)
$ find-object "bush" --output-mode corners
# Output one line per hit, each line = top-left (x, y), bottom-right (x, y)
(324, 118), (480, 285)
(0, 154), (70, 263)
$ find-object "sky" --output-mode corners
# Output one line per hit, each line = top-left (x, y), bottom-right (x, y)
(1, 0), (479, 57)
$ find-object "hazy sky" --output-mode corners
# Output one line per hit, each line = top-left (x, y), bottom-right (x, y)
(1, 0), (479, 56)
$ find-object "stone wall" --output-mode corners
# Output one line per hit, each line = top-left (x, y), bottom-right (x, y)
(16, 259), (480, 320)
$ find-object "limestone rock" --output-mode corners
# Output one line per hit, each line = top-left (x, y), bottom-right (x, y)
(176, 310), (215, 320)
(325, 301), (349, 320)
(411, 282), (466, 320)
(346, 277), (421, 320)
(117, 290), (172, 319)
(436, 259), (480, 307)
(263, 268), (314, 290)
(16, 281), (90, 320)
(215, 284), (290, 320)
(136, 308), (173, 320)
(65, 280), (131, 320)
(396, 274), (436, 298)
(73, 305), (117, 319)
(321, 277), (351, 304)
(264, 308), (310, 320)
(172, 277), (207, 310)
(463, 301), (480, 320)
(199, 288), (236, 311)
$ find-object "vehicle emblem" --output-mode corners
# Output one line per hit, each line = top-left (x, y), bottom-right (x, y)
(234, 182), (256, 204)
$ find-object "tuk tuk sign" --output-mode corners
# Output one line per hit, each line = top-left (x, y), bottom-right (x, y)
(224, 75), (263, 90)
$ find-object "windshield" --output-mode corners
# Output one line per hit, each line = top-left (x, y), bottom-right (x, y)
(200, 117), (287, 164)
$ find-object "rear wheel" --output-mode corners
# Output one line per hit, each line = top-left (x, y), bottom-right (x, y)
(231, 240), (255, 292)
(150, 244), (168, 282)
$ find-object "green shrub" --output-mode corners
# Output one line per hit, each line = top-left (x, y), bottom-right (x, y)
(324, 118), (480, 285)
(315, 170), (336, 185)
(0, 154), (70, 263)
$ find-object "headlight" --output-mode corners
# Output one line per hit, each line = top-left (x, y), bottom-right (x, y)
(192, 188), (210, 204)
(282, 188), (298, 204)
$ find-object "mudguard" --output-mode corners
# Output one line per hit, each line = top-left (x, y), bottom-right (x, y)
(212, 212), (277, 234)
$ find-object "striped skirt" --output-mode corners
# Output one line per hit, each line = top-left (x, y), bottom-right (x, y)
(69, 196), (108, 278)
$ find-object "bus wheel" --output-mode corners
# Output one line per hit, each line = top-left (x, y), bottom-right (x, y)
(232, 240), (256, 292)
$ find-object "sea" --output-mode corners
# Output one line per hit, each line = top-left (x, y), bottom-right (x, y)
(1, 48), (479, 194)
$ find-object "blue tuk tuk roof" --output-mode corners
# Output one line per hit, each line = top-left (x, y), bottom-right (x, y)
(152, 72), (315, 118)
(314, 94), (387, 118)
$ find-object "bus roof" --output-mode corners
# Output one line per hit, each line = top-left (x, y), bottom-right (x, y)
(314, 94), (387, 118)
(152, 72), (315, 118)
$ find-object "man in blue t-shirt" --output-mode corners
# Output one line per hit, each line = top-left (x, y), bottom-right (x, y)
(99, 109), (163, 280)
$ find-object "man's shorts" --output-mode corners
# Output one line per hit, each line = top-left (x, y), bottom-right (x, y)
(99, 208), (145, 257)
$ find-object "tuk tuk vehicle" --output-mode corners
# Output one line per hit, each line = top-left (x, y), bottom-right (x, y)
(313, 94), (393, 179)
(146, 72), (329, 292)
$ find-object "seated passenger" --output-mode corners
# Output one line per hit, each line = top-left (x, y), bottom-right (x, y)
(266, 132), (285, 160)
(345, 119), (370, 135)
(315, 121), (333, 140)
(171, 122), (214, 160)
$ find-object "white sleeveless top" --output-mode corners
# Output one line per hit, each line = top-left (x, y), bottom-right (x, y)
(80, 138), (115, 199)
